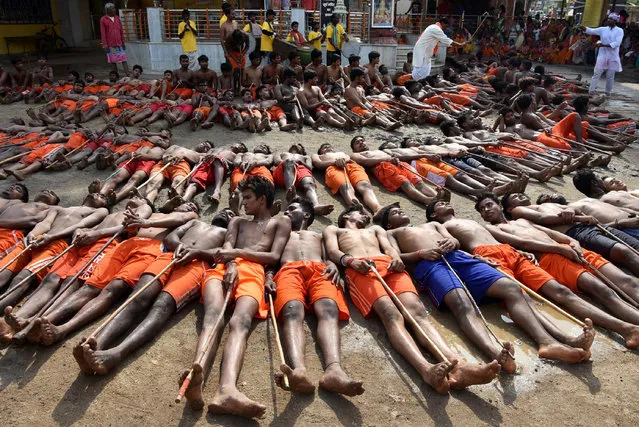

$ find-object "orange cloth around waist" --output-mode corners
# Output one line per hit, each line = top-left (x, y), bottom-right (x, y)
(535, 133), (571, 150)
(267, 106), (285, 121)
(105, 98), (119, 109)
(63, 132), (88, 151)
(50, 236), (120, 281)
(373, 161), (420, 192)
(151, 160), (191, 181)
(194, 106), (212, 119)
(351, 106), (369, 116)
(441, 92), (472, 106)
(345, 255), (417, 318)
(53, 99), (78, 111)
(472, 244), (553, 292)
(414, 158), (458, 179)
(173, 88), (193, 98)
(230, 166), (274, 192)
(21, 143), (61, 166)
(485, 146), (528, 158)
(163, 260), (211, 311)
(22, 239), (70, 281)
(371, 101), (390, 111)
(272, 163), (313, 188)
(538, 246), (610, 292)
(274, 260), (349, 320)
(0, 228), (24, 259)
(202, 257), (268, 319)
(85, 237), (163, 289)
(141, 252), (176, 284)
(325, 162), (369, 194)
(551, 112), (589, 140)
(397, 74), (412, 86)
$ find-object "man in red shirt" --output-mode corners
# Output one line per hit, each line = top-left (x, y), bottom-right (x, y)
(100, 3), (130, 76)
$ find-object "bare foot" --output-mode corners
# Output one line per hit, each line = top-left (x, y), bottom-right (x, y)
(270, 199), (282, 216)
(515, 173), (530, 193)
(5, 169), (25, 181)
(179, 363), (205, 410)
(207, 388), (267, 419)
(76, 157), (89, 170)
(436, 186), (451, 202)
(565, 318), (595, 352)
(538, 342), (588, 363)
(88, 179), (102, 194)
(0, 317), (12, 348)
(313, 203), (334, 216)
(4, 306), (25, 332)
(492, 180), (515, 197)
(159, 195), (184, 213)
(208, 189), (221, 204)
(25, 319), (42, 344)
(622, 325), (639, 349)
(319, 363), (365, 396)
(362, 114), (377, 126)
(39, 317), (65, 346)
(83, 338), (121, 375)
(73, 338), (94, 374)
(497, 342), (517, 374)
(280, 123), (296, 132)
(448, 360), (500, 389)
(285, 185), (296, 203)
(201, 122), (214, 129)
(422, 360), (455, 394)
(276, 363), (315, 393)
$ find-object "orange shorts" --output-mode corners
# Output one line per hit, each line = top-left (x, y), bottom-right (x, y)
(373, 161), (420, 191)
(473, 244), (554, 292)
(538, 247), (610, 292)
(63, 132), (88, 151)
(50, 237), (120, 281)
(173, 88), (194, 99)
(267, 106), (285, 121)
(485, 146), (528, 158)
(15, 239), (70, 281)
(325, 162), (369, 194)
(442, 93), (472, 106)
(413, 158), (458, 181)
(351, 106), (370, 117)
(80, 100), (97, 112)
(371, 101), (390, 111)
(141, 252), (176, 284)
(346, 255), (417, 318)
(240, 110), (262, 119)
(54, 84), (73, 93)
(272, 163), (313, 188)
(397, 74), (412, 86)
(105, 98), (119, 109)
(0, 228), (24, 259)
(194, 106), (212, 119)
(151, 160), (190, 181)
(274, 260), (349, 320)
(163, 260), (212, 311)
(202, 257), (268, 319)
(21, 144), (61, 166)
(85, 237), (163, 289)
(536, 133), (571, 150)
(551, 112), (589, 141)
(53, 99), (78, 111)
(230, 166), (274, 192)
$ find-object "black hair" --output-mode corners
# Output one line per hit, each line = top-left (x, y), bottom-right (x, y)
(283, 68), (297, 79)
(516, 94), (533, 111)
(338, 206), (364, 228)
(318, 142), (332, 154)
(303, 69), (317, 82)
(222, 2), (231, 13)
(456, 111), (473, 129)
(551, 95), (565, 105)
(425, 199), (439, 221)
(521, 60), (533, 71)
(573, 169), (596, 196)
(109, 70), (120, 77)
(543, 75), (556, 88)
(291, 21), (299, 27)
(75, 80), (86, 87)
(508, 57), (521, 68)
(198, 55), (209, 62)
(536, 193), (568, 205)
(220, 62), (232, 72)
(163, 69), (173, 75)
(440, 17), (450, 25)
(84, 72), (94, 78)
(238, 175), (275, 208)
(211, 208), (234, 227)
(377, 202), (400, 230)
(364, 85), (376, 96)
(518, 77), (536, 92)
(391, 86), (405, 98)
(182, 9), (190, 17)
(330, 53), (341, 63)
(179, 54), (188, 61)
(500, 192), (515, 218)
(368, 51), (380, 61)
(534, 65), (545, 75)
(14, 183), (29, 202)
(266, 8), (276, 16)
(499, 106), (515, 116)
(37, 53), (48, 60)
(406, 51), (413, 58)
(379, 64), (388, 75)
(350, 135), (364, 149)
(290, 196), (315, 227)
(197, 79), (208, 86)
(440, 119), (458, 136)
(69, 70), (80, 79)
(350, 67), (365, 81)
(247, 10), (257, 17)
(348, 55), (360, 64)
(240, 88), (252, 98)
(249, 51), (261, 61)
(573, 95), (589, 115)
(289, 143), (306, 155)
(288, 51), (300, 62)
(474, 192), (499, 212)
(424, 75), (438, 87)
(505, 83), (519, 95)
(311, 48), (322, 60)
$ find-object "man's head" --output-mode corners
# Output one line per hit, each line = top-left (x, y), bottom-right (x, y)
(350, 67), (366, 85)
(179, 54), (189, 68)
(231, 142), (248, 153)
(515, 94), (534, 112)
(174, 201), (199, 214)
(253, 144), (271, 154)
(289, 51), (301, 66)
(508, 57), (521, 69)
(132, 64), (143, 78)
(406, 52), (413, 62)
(378, 141), (399, 150)
(1, 183), (28, 202)
(601, 175), (627, 192)
(573, 95), (589, 115)
(379, 64), (389, 76)
(318, 143), (334, 155)
(239, 175), (275, 213)
(105, 2), (116, 16)
(348, 55), (361, 67)
(289, 143), (306, 155)
(457, 112), (482, 131)
(350, 135), (368, 152)
(270, 52), (282, 65)
(125, 195), (147, 211)
(198, 55), (209, 69)
(330, 54), (341, 66)
(518, 77), (536, 93)
(440, 119), (462, 137)
(109, 70), (119, 82)
(249, 51), (262, 66)
(194, 140), (214, 153)
(536, 193), (568, 205)
(282, 68), (297, 85)
(475, 193), (504, 224)
(607, 12), (619, 28)
(378, 202), (410, 230)
(312, 20), (320, 31)
(73, 80), (86, 93)
(291, 21), (299, 31)
(311, 48), (322, 65)
(241, 88), (253, 102)
(338, 206), (370, 228)
(426, 200), (454, 222)
(68, 70), (79, 82)
(500, 192), (531, 218)
(439, 16), (450, 29)
(220, 62), (232, 77)
(182, 9), (190, 21)
(303, 69), (318, 85)
(248, 11), (257, 22)
(222, 2), (231, 16)
(500, 106), (518, 127)
(84, 72), (95, 83)
(543, 75), (556, 90)
(226, 8), (236, 21)
(211, 208), (235, 227)
(266, 9), (276, 21)
(285, 197), (315, 230)
(365, 85), (380, 96)
(519, 60), (532, 72)
(331, 14), (340, 25)
(256, 84), (271, 100)
(83, 192), (109, 209)
(34, 189), (60, 205)
(573, 169), (606, 197)
(534, 65), (545, 76)
(368, 51), (381, 65)
(197, 79), (208, 93)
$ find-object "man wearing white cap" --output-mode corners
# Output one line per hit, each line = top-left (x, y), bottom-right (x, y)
(582, 13), (624, 96)
(412, 17), (467, 81)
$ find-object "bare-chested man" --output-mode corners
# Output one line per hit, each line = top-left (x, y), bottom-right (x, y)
(194, 55), (218, 90)
(242, 52), (263, 88)
(270, 199), (364, 395)
(262, 52), (284, 86)
(141, 144), (201, 204)
(505, 192), (639, 277)
(382, 203), (596, 371)
(297, 70), (353, 130)
(345, 68), (401, 131)
(312, 143), (384, 217)
(33, 202), (198, 346)
(79, 209), (235, 375)
(324, 207), (501, 393)
(0, 194), (109, 311)
(430, 199), (639, 349)
(171, 55), (196, 100)
(305, 49), (328, 87)
(228, 144), (278, 215)
(573, 169), (639, 215)
(177, 176), (290, 418)
(273, 144), (333, 215)
(274, 69), (304, 128)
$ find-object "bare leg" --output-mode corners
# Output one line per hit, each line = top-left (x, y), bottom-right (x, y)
(576, 272), (639, 325)
(354, 180), (382, 214)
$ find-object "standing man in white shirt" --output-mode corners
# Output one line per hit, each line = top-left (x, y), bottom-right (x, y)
(582, 13), (624, 96)
(411, 17), (467, 81)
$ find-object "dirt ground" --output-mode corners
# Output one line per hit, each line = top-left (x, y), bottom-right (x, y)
(0, 57), (638, 426)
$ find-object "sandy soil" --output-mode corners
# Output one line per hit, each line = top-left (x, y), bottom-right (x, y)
(0, 62), (638, 426)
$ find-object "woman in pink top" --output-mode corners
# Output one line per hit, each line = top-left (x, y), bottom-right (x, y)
(100, 3), (130, 76)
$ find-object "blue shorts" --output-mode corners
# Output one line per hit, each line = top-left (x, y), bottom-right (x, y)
(442, 157), (483, 173)
(414, 251), (505, 308)
(620, 227), (639, 240)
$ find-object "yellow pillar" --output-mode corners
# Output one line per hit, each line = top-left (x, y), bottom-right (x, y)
(582, 0), (604, 27)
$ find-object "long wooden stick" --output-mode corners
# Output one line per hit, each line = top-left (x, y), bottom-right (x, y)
(268, 293), (290, 389)
(12, 232), (122, 341)
(367, 261), (449, 362)
(551, 134), (615, 155)
(441, 256), (513, 358)
(579, 256), (639, 309)
(0, 243), (33, 275)
(0, 152), (28, 167)
(469, 12), (490, 41)
(87, 259), (177, 340)
(595, 224), (639, 258)
(176, 283), (233, 403)
(136, 162), (171, 191)
(104, 158), (134, 182)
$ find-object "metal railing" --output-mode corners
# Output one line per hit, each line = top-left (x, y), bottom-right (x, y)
(395, 14), (484, 36)
(121, 9), (150, 41)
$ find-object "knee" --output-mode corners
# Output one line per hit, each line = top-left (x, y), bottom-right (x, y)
(551, 283), (575, 300)
(380, 305), (404, 326)
(451, 296), (475, 319)
(282, 302), (305, 323)
(299, 179), (315, 193)
(228, 312), (252, 333)
(315, 299), (339, 319)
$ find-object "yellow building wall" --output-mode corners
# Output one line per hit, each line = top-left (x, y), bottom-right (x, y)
(582, 0), (604, 27)
(0, 0), (60, 56)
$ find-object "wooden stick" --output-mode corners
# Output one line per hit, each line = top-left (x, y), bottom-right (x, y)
(0, 152), (28, 167)
(176, 283), (233, 403)
(104, 158), (134, 182)
(579, 256), (639, 309)
(12, 232), (122, 341)
(268, 293), (289, 389)
(87, 259), (177, 340)
(595, 224), (639, 258)
(136, 162), (171, 191)
(173, 161), (203, 189)
(367, 261), (449, 362)
(45, 124), (114, 169)
(441, 256), (513, 358)
(551, 134), (614, 155)
(469, 12), (490, 41)
(0, 243), (33, 275)
(0, 244), (76, 304)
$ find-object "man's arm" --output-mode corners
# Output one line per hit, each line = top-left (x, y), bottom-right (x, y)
(44, 208), (109, 242)
(131, 212), (198, 229)
(0, 210), (49, 229)
(348, 151), (391, 167)
(26, 209), (58, 240)
(375, 226), (405, 271)
(163, 219), (197, 251)
(229, 217), (292, 265)
(178, 22), (187, 39)
(322, 225), (343, 264)
(485, 224), (571, 256)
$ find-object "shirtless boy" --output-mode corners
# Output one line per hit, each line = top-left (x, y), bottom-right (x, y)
(297, 70), (353, 130)
(242, 52), (263, 88)
(345, 68), (401, 131)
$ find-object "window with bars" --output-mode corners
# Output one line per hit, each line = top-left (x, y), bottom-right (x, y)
(0, 0), (54, 24)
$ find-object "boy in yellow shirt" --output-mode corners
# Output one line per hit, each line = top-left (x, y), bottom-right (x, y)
(178, 9), (198, 69)
(326, 14), (348, 65)
(308, 21), (323, 50)
(261, 9), (277, 63)
(243, 11), (262, 53)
